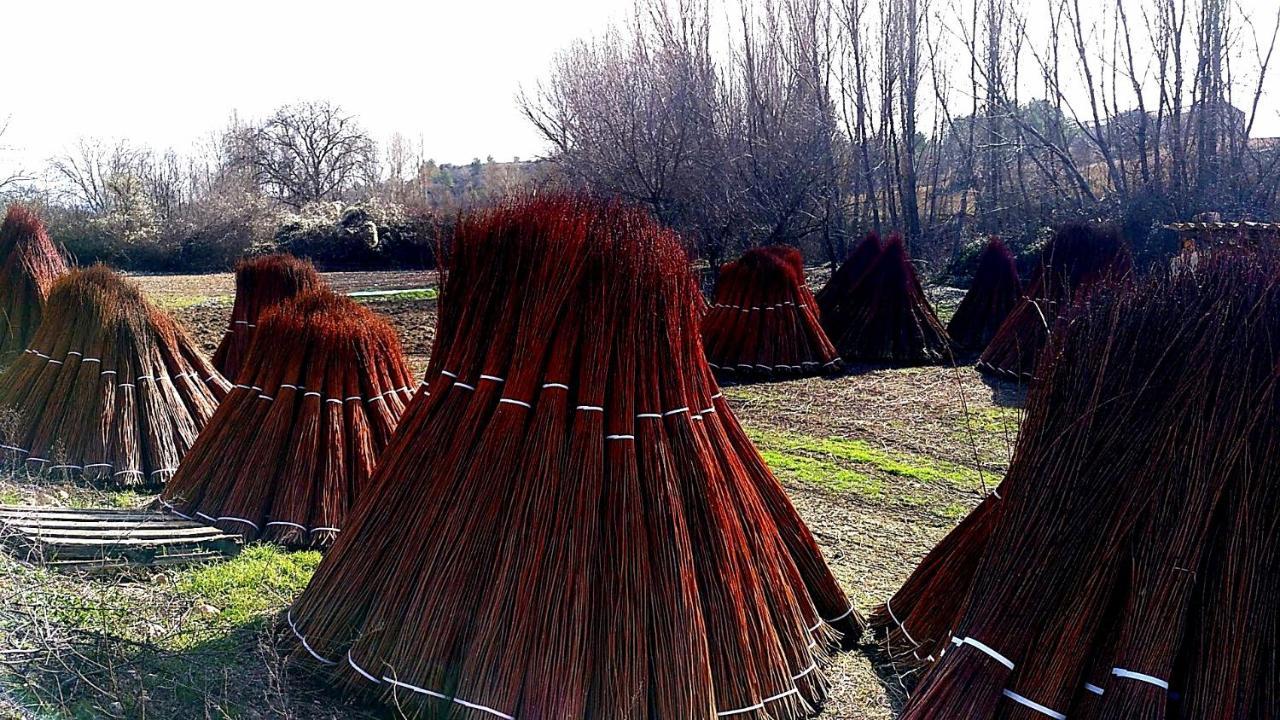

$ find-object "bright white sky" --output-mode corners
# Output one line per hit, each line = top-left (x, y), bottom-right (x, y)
(1, 0), (1277, 179)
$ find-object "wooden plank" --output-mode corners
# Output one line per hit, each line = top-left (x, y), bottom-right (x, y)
(0, 510), (171, 523)
(0, 518), (210, 530)
(13, 526), (232, 540)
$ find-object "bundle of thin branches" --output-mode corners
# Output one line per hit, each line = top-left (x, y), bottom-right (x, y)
(0, 266), (230, 486)
(0, 205), (69, 359)
(284, 194), (856, 720)
(977, 222), (1131, 379)
(161, 290), (413, 548)
(212, 253), (324, 382)
(816, 231), (882, 326)
(820, 234), (951, 365)
(947, 236), (1020, 355)
(702, 245), (841, 381)
(890, 249), (1280, 719)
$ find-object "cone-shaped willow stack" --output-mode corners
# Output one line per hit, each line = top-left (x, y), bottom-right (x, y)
(212, 253), (324, 382)
(892, 249), (1280, 719)
(947, 237), (1021, 355)
(285, 195), (858, 720)
(978, 222), (1131, 379)
(702, 245), (841, 380)
(821, 234), (951, 365)
(816, 231), (882, 325)
(0, 266), (229, 485)
(160, 290), (414, 548)
(0, 205), (69, 358)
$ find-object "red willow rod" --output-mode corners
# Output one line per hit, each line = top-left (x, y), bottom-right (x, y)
(702, 245), (841, 380)
(0, 205), (69, 358)
(161, 290), (414, 548)
(947, 236), (1021, 356)
(820, 233), (952, 365)
(0, 266), (229, 486)
(284, 194), (856, 720)
(816, 231), (882, 328)
(212, 253), (324, 382)
(977, 222), (1132, 379)
(889, 249), (1280, 719)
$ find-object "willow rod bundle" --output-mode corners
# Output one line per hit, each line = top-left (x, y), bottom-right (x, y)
(284, 194), (856, 720)
(820, 234), (951, 365)
(947, 236), (1020, 355)
(161, 290), (414, 548)
(702, 246), (841, 380)
(212, 253), (324, 382)
(977, 222), (1131, 379)
(890, 249), (1280, 719)
(0, 205), (69, 358)
(0, 266), (229, 486)
(816, 231), (882, 325)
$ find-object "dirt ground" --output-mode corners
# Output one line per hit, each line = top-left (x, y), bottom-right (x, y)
(0, 270), (1022, 720)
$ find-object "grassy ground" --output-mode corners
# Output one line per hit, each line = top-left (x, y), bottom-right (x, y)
(0, 270), (1025, 719)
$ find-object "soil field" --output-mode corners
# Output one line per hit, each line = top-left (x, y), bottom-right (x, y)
(0, 270), (1022, 720)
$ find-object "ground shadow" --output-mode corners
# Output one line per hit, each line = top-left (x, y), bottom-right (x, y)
(979, 372), (1028, 408)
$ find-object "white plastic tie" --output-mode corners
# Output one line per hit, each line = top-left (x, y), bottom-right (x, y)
(1084, 683), (1105, 696)
(479, 375), (505, 383)
(440, 370), (458, 378)
(217, 516), (260, 531)
(636, 412), (662, 419)
(1002, 690), (1066, 720)
(576, 405), (603, 412)
(1111, 668), (1168, 690)
(663, 407), (689, 416)
(347, 650), (381, 684)
(792, 662), (817, 680)
(454, 382), (476, 391)
(542, 382), (569, 390)
(499, 398), (532, 409)
(824, 606), (855, 624)
(606, 434), (635, 441)
(287, 610), (336, 666)
(304, 391), (322, 399)
(266, 521), (307, 531)
(956, 636), (1015, 670)
(717, 701), (765, 717)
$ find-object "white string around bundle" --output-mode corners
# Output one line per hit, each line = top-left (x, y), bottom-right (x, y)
(951, 636), (1015, 670)
(1001, 689), (1066, 720)
(1111, 667), (1168, 690)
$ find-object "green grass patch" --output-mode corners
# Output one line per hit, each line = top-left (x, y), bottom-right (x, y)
(153, 294), (231, 310)
(748, 426), (986, 492)
(349, 287), (437, 302)
(0, 486), (20, 504)
(758, 449), (882, 497)
(176, 545), (320, 627)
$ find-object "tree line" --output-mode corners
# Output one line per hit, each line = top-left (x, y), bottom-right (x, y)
(521, 0), (1280, 271)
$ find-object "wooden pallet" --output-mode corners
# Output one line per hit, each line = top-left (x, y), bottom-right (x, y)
(0, 505), (242, 573)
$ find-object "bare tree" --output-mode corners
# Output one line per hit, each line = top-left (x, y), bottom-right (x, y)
(230, 101), (377, 208)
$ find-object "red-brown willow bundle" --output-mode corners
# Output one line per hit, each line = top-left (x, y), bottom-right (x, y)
(702, 245), (841, 380)
(977, 222), (1131, 379)
(0, 205), (69, 358)
(889, 249), (1280, 719)
(0, 266), (230, 486)
(947, 237), (1021, 355)
(212, 253), (324, 382)
(820, 234), (951, 365)
(816, 231), (882, 325)
(160, 290), (414, 548)
(284, 194), (858, 720)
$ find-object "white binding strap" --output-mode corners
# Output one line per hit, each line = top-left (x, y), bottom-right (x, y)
(379, 676), (514, 720)
(325, 398), (343, 405)
(576, 405), (603, 412)
(1084, 683), (1105, 696)
(792, 662), (817, 680)
(347, 650), (381, 684)
(664, 407), (689, 416)
(606, 434), (635, 441)
(304, 391), (321, 399)
(266, 521), (307, 531)
(453, 382), (476, 391)
(479, 375), (505, 383)
(542, 382), (569, 390)
(717, 701), (765, 717)
(956, 636), (1015, 670)
(824, 606), (855, 624)
(310, 527), (340, 534)
(440, 370), (458, 378)
(217, 516), (260, 531)
(885, 599), (919, 646)
(711, 392), (723, 399)
(636, 412), (662, 419)
(499, 398), (532, 409)
(1111, 668), (1168, 690)
(286, 610), (336, 666)
(762, 687), (800, 703)
(1002, 690), (1066, 720)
